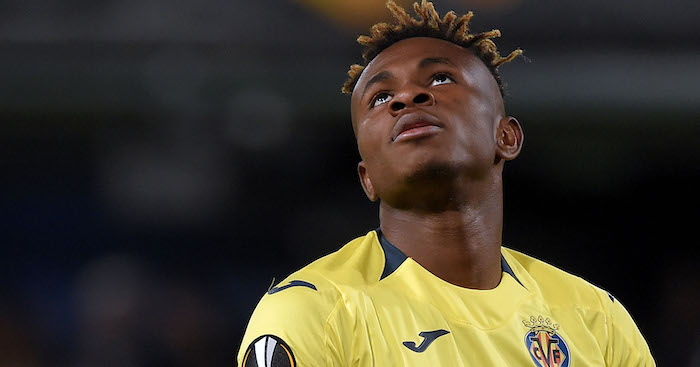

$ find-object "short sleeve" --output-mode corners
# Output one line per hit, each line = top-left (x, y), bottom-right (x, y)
(236, 277), (347, 367)
(601, 292), (656, 366)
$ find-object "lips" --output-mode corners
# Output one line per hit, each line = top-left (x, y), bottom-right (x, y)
(391, 111), (443, 143)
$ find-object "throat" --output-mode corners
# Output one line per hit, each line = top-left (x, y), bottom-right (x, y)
(379, 202), (504, 289)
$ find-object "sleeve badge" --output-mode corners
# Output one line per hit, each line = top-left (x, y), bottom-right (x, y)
(242, 335), (296, 367)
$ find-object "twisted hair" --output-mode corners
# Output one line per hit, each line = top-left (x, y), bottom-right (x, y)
(342, 0), (522, 96)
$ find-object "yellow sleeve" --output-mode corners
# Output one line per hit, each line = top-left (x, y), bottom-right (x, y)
(600, 291), (656, 366)
(236, 277), (348, 367)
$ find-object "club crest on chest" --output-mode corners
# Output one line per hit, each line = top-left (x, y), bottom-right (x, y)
(522, 315), (570, 367)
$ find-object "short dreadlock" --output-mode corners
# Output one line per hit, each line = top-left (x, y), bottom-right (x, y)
(342, 0), (522, 97)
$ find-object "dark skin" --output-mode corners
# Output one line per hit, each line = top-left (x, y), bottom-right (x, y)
(350, 37), (524, 290)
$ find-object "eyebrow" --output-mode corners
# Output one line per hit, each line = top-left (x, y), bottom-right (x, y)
(362, 70), (394, 97)
(418, 57), (453, 68)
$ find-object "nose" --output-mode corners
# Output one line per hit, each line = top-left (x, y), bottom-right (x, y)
(389, 88), (435, 114)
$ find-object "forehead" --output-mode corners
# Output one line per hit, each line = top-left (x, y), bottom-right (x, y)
(352, 37), (481, 99)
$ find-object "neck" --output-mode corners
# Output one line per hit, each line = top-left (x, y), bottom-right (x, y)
(379, 175), (504, 289)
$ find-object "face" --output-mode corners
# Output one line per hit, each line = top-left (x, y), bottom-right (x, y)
(350, 37), (521, 205)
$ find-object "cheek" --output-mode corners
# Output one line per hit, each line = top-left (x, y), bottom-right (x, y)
(355, 115), (401, 186)
(445, 98), (496, 158)
(356, 117), (384, 159)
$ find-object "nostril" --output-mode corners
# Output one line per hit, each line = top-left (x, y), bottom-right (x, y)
(391, 102), (406, 111)
(413, 93), (430, 104)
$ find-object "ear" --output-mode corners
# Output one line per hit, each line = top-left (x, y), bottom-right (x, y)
(495, 116), (524, 161)
(357, 161), (378, 202)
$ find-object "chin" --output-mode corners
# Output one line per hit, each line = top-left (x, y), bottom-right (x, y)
(403, 159), (460, 185)
(384, 160), (463, 212)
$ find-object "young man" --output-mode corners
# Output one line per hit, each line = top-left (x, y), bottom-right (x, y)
(237, 1), (655, 366)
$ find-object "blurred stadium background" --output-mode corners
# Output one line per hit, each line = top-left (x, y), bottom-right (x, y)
(1, 0), (698, 365)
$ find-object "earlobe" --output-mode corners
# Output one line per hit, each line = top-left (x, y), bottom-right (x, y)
(495, 117), (524, 161)
(357, 162), (378, 202)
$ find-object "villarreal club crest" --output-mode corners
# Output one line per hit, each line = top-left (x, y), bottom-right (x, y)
(523, 316), (571, 367)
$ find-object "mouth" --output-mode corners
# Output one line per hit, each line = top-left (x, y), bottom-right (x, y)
(391, 111), (443, 143)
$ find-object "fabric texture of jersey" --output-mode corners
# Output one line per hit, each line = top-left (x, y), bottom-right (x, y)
(237, 230), (655, 366)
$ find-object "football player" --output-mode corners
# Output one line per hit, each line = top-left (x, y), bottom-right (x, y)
(237, 1), (655, 366)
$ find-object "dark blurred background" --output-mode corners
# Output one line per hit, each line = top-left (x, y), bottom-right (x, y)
(1, 0), (698, 366)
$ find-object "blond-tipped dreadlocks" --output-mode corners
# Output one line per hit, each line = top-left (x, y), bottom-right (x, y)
(342, 0), (522, 96)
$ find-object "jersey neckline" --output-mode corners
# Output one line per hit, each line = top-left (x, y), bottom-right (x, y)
(376, 228), (525, 288)
(372, 229), (532, 328)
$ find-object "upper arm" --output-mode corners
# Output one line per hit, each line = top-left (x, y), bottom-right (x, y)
(598, 291), (656, 366)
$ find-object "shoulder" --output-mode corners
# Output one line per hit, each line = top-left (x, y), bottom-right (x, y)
(503, 247), (655, 365)
(503, 247), (610, 311)
(237, 231), (384, 366)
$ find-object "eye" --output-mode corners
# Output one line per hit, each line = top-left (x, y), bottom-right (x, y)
(431, 73), (454, 86)
(371, 92), (393, 108)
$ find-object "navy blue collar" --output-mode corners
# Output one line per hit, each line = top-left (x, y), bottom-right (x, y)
(376, 229), (525, 289)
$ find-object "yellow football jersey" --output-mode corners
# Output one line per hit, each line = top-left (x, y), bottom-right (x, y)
(237, 230), (654, 366)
